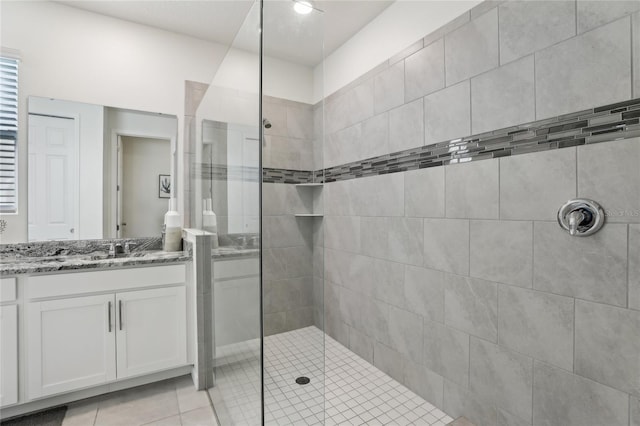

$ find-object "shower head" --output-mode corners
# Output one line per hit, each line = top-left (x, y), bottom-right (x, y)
(262, 118), (272, 129)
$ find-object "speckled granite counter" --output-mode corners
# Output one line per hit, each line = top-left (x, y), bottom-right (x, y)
(185, 231), (259, 260)
(0, 237), (189, 276)
(0, 251), (192, 276)
(211, 247), (259, 260)
(211, 233), (259, 260)
(0, 236), (259, 276)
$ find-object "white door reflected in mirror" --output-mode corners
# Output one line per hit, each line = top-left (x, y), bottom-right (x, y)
(28, 114), (78, 242)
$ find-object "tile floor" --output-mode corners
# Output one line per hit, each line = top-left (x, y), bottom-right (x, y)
(212, 326), (455, 425)
(61, 326), (455, 425)
(210, 339), (262, 425)
(61, 375), (218, 426)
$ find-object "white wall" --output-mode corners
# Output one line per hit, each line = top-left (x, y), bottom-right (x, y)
(28, 97), (104, 240)
(0, 0), (228, 243)
(1, 1), (227, 115)
(314, 0), (481, 101)
(264, 56), (314, 104)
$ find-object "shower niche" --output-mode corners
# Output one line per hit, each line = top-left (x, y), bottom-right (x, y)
(294, 183), (324, 218)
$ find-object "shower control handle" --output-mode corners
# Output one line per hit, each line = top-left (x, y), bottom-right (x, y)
(567, 210), (585, 236)
(557, 199), (604, 237)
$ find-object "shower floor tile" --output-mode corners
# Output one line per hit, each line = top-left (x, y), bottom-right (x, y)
(212, 326), (454, 425)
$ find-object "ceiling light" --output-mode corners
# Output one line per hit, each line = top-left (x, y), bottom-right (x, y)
(293, 1), (313, 15)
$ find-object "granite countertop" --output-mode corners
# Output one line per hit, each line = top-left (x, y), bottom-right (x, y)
(211, 234), (260, 260)
(0, 250), (192, 276)
(0, 236), (260, 276)
(0, 237), (190, 276)
(212, 246), (259, 260)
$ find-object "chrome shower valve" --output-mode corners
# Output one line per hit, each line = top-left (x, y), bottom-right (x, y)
(557, 198), (605, 237)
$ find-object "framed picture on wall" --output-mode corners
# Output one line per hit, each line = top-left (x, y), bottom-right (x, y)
(158, 174), (171, 198)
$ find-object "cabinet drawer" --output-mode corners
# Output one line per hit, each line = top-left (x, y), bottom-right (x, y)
(214, 258), (259, 281)
(0, 278), (17, 303)
(26, 264), (186, 299)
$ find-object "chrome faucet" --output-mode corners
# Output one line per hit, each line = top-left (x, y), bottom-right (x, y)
(124, 242), (136, 254)
(104, 242), (123, 257)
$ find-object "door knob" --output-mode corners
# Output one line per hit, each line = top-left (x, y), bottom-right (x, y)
(70, 228), (74, 234)
(557, 199), (604, 237)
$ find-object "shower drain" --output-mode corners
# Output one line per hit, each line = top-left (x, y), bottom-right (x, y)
(295, 376), (310, 385)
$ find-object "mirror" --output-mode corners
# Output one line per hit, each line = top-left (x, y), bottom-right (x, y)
(200, 119), (259, 235)
(27, 96), (177, 242)
(191, 48), (260, 235)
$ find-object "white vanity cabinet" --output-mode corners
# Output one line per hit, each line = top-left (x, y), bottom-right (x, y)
(24, 264), (187, 400)
(1, 305), (19, 406)
(115, 286), (186, 379)
(26, 294), (117, 398)
(213, 258), (260, 347)
(1, 277), (19, 407)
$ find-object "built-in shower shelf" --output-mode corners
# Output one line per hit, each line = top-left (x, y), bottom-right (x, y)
(294, 214), (323, 218)
(295, 183), (323, 187)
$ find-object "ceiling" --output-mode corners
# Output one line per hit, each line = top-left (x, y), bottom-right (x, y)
(55, 0), (394, 67)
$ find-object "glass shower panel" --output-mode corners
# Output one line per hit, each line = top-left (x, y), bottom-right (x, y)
(193, 1), (262, 424)
(262, 2), (325, 425)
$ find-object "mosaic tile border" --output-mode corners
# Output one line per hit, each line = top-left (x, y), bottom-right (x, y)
(262, 97), (640, 184)
(263, 168), (314, 184)
(196, 98), (640, 185)
(193, 164), (312, 184)
(319, 97), (640, 183)
(195, 164), (259, 182)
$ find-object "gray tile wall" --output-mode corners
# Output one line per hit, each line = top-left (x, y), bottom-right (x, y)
(262, 183), (316, 335)
(322, 137), (640, 426)
(262, 95), (324, 334)
(263, 96), (315, 171)
(322, 1), (638, 161)
(264, 2), (640, 425)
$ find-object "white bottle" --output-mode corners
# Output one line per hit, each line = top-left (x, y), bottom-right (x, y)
(163, 198), (182, 252)
(202, 198), (219, 248)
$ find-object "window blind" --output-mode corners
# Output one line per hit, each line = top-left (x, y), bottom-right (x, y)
(0, 56), (18, 213)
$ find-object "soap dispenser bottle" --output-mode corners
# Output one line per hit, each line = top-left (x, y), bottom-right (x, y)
(202, 198), (219, 248)
(163, 198), (182, 252)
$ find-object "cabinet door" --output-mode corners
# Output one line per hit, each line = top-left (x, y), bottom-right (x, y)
(116, 287), (187, 378)
(0, 305), (18, 406)
(215, 276), (260, 347)
(26, 294), (116, 399)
